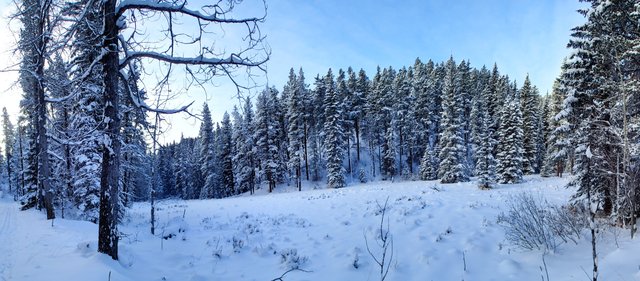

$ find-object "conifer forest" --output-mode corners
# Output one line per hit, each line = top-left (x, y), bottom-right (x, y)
(1, 0), (640, 280)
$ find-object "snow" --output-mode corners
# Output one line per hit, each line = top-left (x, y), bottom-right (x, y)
(2, 176), (640, 281)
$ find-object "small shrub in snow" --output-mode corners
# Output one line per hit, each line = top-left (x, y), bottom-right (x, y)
(232, 236), (245, 253)
(279, 248), (308, 270)
(497, 193), (585, 252)
(358, 168), (368, 183)
(365, 198), (394, 281)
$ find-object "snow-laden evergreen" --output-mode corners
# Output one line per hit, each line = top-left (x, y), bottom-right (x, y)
(495, 84), (524, 184)
(437, 57), (468, 183)
(323, 69), (346, 188)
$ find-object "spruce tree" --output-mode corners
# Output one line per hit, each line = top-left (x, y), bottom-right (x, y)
(520, 76), (540, 174)
(286, 68), (305, 191)
(474, 86), (496, 189)
(198, 103), (217, 199)
(495, 85), (524, 184)
(323, 69), (346, 188)
(219, 112), (234, 197)
(2, 108), (14, 194)
(542, 65), (571, 177)
(394, 67), (416, 176)
(438, 57), (468, 183)
(234, 98), (256, 194)
(255, 87), (284, 192)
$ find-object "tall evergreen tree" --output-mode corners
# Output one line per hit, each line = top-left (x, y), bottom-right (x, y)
(495, 84), (524, 184)
(352, 68), (368, 165)
(2, 108), (14, 194)
(120, 62), (149, 206)
(286, 68), (305, 191)
(323, 69), (346, 188)
(474, 85), (496, 189)
(563, 0), (640, 219)
(219, 112), (234, 197)
(17, 0), (55, 218)
(233, 98), (257, 194)
(520, 76), (540, 174)
(255, 87), (285, 192)
(198, 103), (217, 199)
(394, 67), (416, 176)
(438, 57), (468, 183)
(542, 65), (571, 177)
(307, 75), (326, 181)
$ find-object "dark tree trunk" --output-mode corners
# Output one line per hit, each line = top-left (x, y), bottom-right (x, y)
(296, 165), (301, 192)
(6, 153), (11, 193)
(399, 127), (404, 175)
(408, 146), (413, 175)
(151, 189), (156, 235)
(98, 0), (122, 260)
(37, 85), (55, 220)
(33, 1), (55, 220)
(18, 129), (26, 197)
(355, 118), (361, 162)
(63, 110), (72, 200)
(303, 122), (309, 181)
(347, 137), (352, 177)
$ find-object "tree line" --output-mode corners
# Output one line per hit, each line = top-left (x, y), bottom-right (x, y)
(151, 58), (548, 200)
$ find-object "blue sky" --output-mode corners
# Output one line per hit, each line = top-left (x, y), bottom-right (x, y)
(0, 0), (586, 143)
(262, 0), (585, 92)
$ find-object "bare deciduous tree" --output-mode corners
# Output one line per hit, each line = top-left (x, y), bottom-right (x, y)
(54, 0), (269, 260)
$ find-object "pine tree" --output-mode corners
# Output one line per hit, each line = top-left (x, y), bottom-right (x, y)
(474, 85), (496, 189)
(286, 68), (305, 191)
(174, 136), (195, 199)
(308, 75), (326, 181)
(456, 61), (475, 177)
(418, 145), (438, 181)
(255, 87), (284, 192)
(323, 69), (346, 188)
(563, 0), (639, 218)
(337, 69), (354, 177)
(120, 62), (149, 206)
(438, 57), (468, 183)
(219, 112), (234, 197)
(17, 0), (55, 218)
(46, 55), (74, 215)
(375, 67), (396, 179)
(469, 66), (491, 175)
(412, 58), (428, 160)
(495, 85), (524, 184)
(2, 108), (14, 194)
(542, 65), (571, 177)
(65, 0), (104, 222)
(393, 67), (416, 176)
(536, 94), (551, 175)
(198, 103), (217, 199)
(297, 69), (312, 181)
(233, 98), (257, 194)
(352, 68), (368, 165)
(416, 61), (446, 182)
(520, 76), (540, 174)
(364, 67), (384, 179)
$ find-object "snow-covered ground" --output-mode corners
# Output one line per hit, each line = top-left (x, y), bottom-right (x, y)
(1, 176), (640, 281)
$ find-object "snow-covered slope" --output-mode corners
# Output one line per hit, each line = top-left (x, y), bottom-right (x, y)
(1, 176), (639, 281)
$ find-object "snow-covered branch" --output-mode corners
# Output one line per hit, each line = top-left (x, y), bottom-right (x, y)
(119, 51), (267, 69)
(115, 0), (265, 24)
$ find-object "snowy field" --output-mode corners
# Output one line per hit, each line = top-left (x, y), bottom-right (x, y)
(1, 176), (640, 281)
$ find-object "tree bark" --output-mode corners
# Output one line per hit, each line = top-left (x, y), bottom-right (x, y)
(33, 0), (55, 220)
(355, 118), (361, 162)
(98, 0), (122, 260)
